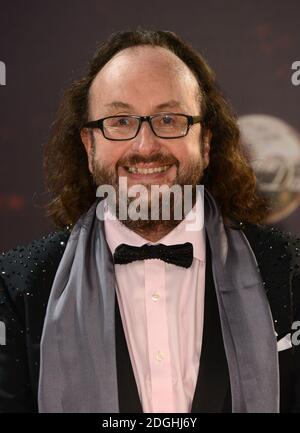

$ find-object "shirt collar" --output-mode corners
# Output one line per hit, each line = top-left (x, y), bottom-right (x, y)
(104, 191), (205, 263)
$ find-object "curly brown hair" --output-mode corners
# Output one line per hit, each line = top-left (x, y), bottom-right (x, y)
(44, 29), (268, 228)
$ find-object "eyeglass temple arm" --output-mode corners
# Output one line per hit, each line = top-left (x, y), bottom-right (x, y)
(83, 120), (103, 128)
(190, 115), (202, 125)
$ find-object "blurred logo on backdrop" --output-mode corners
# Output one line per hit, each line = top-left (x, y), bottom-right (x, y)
(238, 114), (300, 223)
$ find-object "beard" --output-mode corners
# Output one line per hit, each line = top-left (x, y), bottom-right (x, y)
(91, 146), (205, 238)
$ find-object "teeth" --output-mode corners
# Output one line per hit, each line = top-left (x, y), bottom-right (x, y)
(127, 165), (170, 174)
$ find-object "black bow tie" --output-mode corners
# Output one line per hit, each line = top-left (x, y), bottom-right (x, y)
(113, 242), (193, 268)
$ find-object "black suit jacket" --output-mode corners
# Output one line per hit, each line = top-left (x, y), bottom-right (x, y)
(0, 223), (300, 412)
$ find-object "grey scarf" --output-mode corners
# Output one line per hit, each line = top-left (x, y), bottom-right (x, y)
(38, 189), (279, 413)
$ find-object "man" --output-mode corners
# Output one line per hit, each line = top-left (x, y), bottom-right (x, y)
(0, 29), (299, 413)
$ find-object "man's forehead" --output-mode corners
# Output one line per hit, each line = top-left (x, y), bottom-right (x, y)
(88, 46), (200, 111)
(100, 45), (192, 75)
(90, 46), (199, 93)
(103, 99), (189, 111)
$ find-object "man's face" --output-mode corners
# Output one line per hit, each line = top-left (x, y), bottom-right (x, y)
(81, 46), (210, 231)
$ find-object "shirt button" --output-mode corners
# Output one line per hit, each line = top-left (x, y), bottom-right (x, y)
(155, 351), (164, 362)
(151, 292), (160, 302)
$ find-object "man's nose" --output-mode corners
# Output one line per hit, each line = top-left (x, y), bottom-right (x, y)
(130, 120), (161, 154)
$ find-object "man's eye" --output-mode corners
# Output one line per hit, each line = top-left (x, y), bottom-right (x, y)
(162, 115), (174, 125)
(116, 117), (130, 126)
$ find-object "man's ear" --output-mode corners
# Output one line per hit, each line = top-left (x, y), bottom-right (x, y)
(80, 128), (94, 173)
(203, 129), (212, 169)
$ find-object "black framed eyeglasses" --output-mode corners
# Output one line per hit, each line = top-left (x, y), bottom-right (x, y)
(83, 113), (202, 141)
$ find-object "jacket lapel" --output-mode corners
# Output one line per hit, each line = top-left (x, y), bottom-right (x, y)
(191, 236), (231, 412)
(115, 297), (143, 413)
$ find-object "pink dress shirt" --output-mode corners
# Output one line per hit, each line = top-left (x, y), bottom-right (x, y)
(104, 199), (206, 413)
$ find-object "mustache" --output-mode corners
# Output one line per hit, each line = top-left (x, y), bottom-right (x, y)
(117, 153), (179, 168)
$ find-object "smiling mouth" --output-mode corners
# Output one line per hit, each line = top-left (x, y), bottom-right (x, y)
(125, 165), (171, 174)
